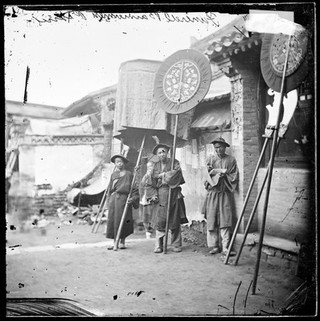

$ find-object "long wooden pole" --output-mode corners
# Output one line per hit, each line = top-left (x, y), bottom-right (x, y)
(251, 35), (291, 295)
(92, 166), (116, 233)
(93, 198), (107, 233)
(163, 59), (185, 254)
(224, 136), (270, 264)
(163, 114), (179, 254)
(91, 188), (107, 233)
(114, 135), (146, 250)
(93, 192), (108, 233)
(233, 137), (281, 266)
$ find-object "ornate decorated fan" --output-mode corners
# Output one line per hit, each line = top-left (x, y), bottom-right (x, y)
(153, 49), (212, 254)
(260, 28), (310, 93)
(154, 49), (212, 114)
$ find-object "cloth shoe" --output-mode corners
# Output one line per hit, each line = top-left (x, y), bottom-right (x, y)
(172, 247), (182, 253)
(154, 247), (163, 253)
(209, 248), (220, 255)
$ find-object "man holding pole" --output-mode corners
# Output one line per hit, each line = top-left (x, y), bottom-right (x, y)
(150, 143), (188, 253)
(201, 137), (239, 256)
(105, 154), (139, 250)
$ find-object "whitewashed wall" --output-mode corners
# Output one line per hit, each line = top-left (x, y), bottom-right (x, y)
(33, 145), (94, 192)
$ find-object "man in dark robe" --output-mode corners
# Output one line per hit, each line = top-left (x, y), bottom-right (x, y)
(150, 143), (188, 253)
(106, 154), (139, 250)
(201, 137), (239, 256)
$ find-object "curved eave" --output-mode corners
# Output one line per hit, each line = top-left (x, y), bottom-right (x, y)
(202, 92), (230, 104)
(205, 33), (262, 62)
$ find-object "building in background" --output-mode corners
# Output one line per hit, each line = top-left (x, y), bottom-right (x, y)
(6, 100), (105, 222)
(190, 13), (315, 252)
(61, 84), (117, 161)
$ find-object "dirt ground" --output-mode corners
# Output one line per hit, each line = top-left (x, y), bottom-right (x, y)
(6, 214), (308, 317)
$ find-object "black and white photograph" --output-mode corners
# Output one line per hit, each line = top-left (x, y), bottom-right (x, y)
(4, 3), (316, 317)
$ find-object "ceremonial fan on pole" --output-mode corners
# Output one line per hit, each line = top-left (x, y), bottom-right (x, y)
(153, 49), (212, 253)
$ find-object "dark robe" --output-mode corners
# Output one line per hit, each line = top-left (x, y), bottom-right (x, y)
(151, 158), (188, 230)
(201, 154), (239, 230)
(106, 170), (139, 240)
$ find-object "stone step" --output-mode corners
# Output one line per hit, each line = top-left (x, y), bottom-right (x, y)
(238, 233), (300, 254)
(235, 233), (302, 277)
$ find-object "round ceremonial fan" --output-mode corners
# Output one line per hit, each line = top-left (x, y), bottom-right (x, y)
(154, 49), (212, 114)
(260, 28), (310, 93)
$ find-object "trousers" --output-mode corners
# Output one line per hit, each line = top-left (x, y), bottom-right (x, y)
(155, 226), (182, 250)
(207, 227), (231, 252)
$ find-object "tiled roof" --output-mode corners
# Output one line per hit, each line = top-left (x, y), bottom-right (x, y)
(205, 33), (261, 60)
(191, 15), (262, 60)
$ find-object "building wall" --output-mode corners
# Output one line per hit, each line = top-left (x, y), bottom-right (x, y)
(19, 145), (36, 182)
(33, 145), (95, 191)
(177, 144), (206, 222)
(9, 141), (105, 220)
(33, 190), (68, 216)
(8, 172), (35, 223)
(177, 134), (235, 223)
(257, 168), (315, 245)
(9, 146), (36, 221)
(230, 64), (261, 233)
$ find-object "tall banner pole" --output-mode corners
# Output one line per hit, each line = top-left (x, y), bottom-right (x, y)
(92, 188), (107, 233)
(163, 114), (179, 254)
(163, 57), (184, 254)
(114, 135), (146, 250)
(233, 136), (280, 265)
(224, 136), (270, 264)
(251, 34), (291, 295)
(92, 166), (117, 233)
(153, 49), (212, 254)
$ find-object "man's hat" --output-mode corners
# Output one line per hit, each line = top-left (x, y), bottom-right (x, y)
(152, 143), (171, 155)
(111, 154), (129, 164)
(211, 137), (230, 147)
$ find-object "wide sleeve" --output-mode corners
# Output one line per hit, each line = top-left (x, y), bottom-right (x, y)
(223, 157), (239, 192)
(163, 159), (185, 188)
(205, 156), (220, 187)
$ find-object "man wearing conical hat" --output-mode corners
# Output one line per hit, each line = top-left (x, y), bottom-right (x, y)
(201, 137), (239, 257)
(105, 154), (139, 250)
